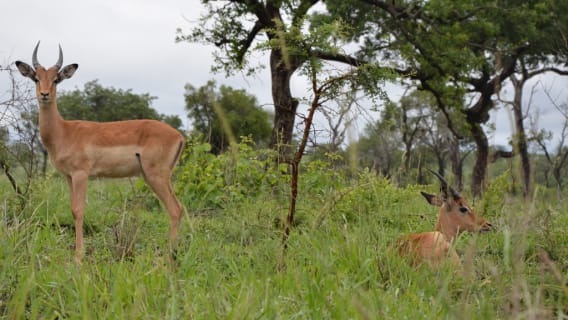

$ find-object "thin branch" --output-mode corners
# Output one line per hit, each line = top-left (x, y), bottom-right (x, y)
(235, 21), (264, 64)
(0, 160), (22, 196)
(541, 83), (568, 120)
(292, 0), (319, 27)
(311, 50), (366, 67)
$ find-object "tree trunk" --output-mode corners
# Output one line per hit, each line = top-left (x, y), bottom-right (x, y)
(470, 123), (488, 197)
(465, 83), (496, 197)
(436, 154), (445, 179)
(448, 137), (464, 191)
(399, 145), (411, 184)
(269, 49), (300, 159)
(512, 105), (531, 198)
(399, 108), (410, 176)
(553, 166), (563, 200)
(510, 75), (531, 198)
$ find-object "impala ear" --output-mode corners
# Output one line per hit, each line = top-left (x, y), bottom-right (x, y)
(420, 191), (443, 207)
(56, 63), (78, 83)
(15, 61), (36, 80)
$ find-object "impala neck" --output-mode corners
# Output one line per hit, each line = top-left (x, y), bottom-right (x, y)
(38, 98), (64, 150)
(435, 207), (461, 242)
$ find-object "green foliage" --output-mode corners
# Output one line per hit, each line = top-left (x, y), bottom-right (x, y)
(175, 136), (287, 211)
(58, 80), (184, 130)
(184, 80), (272, 154)
(479, 169), (511, 217)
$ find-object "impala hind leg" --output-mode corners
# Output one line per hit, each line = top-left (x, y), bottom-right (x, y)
(137, 159), (183, 258)
(146, 175), (182, 257)
(68, 172), (88, 263)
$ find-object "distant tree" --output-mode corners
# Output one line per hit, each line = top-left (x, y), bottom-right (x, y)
(531, 93), (568, 200)
(496, 58), (568, 197)
(161, 114), (184, 132)
(410, 91), (475, 188)
(58, 80), (183, 131)
(184, 80), (272, 154)
(353, 112), (401, 178)
(395, 91), (431, 178)
(355, 91), (462, 185)
(308, 91), (359, 159)
(446, 135), (474, 192)
(317, 92), (358, 153)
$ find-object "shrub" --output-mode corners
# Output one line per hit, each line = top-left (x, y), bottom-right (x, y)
(175, 136), (288, 212)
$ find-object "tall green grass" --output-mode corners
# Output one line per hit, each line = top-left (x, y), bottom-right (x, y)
(0, 146), (566, 319)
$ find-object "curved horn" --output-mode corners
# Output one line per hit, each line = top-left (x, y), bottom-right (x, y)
(427, 169), (460, 198)
(32, 41), (41, 69)
(449, 185), (460, 198)
(428, 169), (448, 190)
(53, 44), (63, 70)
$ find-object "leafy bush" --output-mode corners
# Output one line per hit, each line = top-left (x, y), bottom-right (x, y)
(479, 169), (510, 218)
(175, 136), (288, 211)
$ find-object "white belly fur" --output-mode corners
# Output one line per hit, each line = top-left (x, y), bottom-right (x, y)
(86, 145), (142, 178)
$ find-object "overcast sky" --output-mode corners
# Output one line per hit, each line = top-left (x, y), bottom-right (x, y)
(1, 0), (567, 148)
(0, 0), (274, 127)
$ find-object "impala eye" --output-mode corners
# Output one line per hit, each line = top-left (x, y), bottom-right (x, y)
(459, 206), (468, 213)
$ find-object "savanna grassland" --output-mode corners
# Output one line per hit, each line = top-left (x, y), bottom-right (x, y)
(1, 141), (567, 319)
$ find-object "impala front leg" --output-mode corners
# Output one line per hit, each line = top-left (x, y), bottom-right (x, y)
(69, 171), (88, 263)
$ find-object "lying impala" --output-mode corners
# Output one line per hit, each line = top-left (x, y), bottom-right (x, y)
(16, 42), (185, 263)
(397, 170), (492, 268)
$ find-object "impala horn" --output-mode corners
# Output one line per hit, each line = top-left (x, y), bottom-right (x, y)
(427, 169), (460, 199)
(53, 45), (63, 70)
(32, 41), (41, 69)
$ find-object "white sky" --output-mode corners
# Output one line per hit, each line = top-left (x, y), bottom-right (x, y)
(0, 0), (274, 130)
(1, 0), (567, 148)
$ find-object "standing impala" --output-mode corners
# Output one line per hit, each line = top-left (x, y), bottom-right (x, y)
(397, 170), (492, 268)
(15, 42), (185, 263)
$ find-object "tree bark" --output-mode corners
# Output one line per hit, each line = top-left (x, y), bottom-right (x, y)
(435, 153), (445, 180)
(269, 49), (301, 159)
(513, 105), (531, 198)
(509, 74), (531, 197)
(448, 137), (464, 191)
(469, 122), (489, 197)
